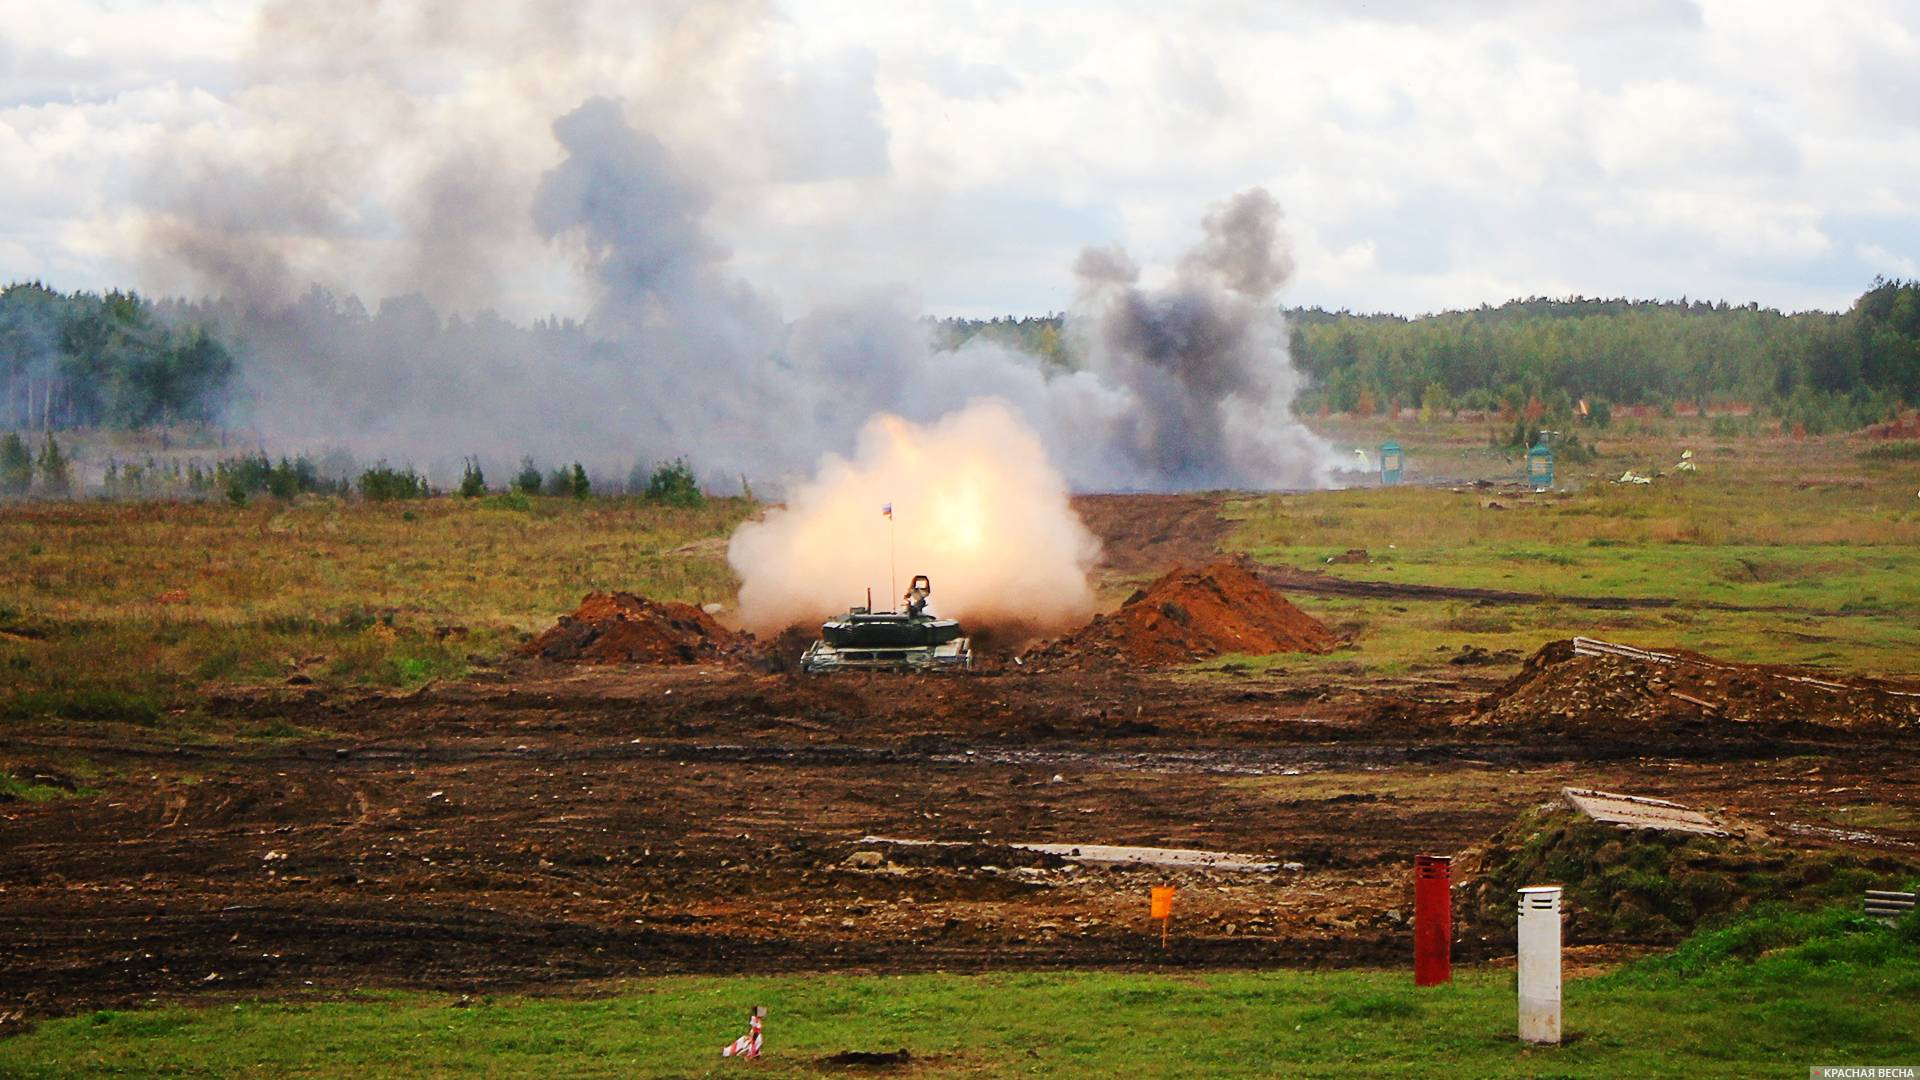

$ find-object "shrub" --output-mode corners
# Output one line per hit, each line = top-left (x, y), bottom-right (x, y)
(643, 458), (703, 507)
(36, 435), (70, 496)
(213, 453), (334, 501)
(357, 462), (428, 501)
(0, 432), (31, 495)
(459, 456), (487, 498)
(1860, 441), (1920, 462)
(513, 456), (543, 496)
(266, 457), (300, 500)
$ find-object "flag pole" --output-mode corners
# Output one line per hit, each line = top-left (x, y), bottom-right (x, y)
(889, 508), (897, 613)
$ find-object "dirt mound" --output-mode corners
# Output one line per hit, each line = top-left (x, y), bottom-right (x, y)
(1027, 558), (1340, 669)
(520, 592), (740, 665)
(1466, 639), (1920, 734)
(1457, 803), (1912, 947)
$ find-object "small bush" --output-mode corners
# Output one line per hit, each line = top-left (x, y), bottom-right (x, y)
(1860, 441), (1920, 462)
(1613, 900), (1918, 984)
(544, 463), (590, 498)
(213, 453), (336, 502)
(643, 458), (703, 507)
(0, 432), (31, 495)
(513, 456), (543, 496)
(358, 462), (428, 501)
(35, 435), (71, 496)
(459, 456), (487, 498)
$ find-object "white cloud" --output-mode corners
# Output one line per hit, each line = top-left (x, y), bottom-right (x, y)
(2, 0), (1917, 315)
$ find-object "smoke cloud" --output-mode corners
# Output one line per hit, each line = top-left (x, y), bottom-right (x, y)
(727, 399), (1100, 634)
(127, 3), (1346, 495)
(1069, 188), (1335, 489)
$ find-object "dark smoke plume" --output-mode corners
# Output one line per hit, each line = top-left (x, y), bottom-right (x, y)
(1070, 188), (1333, 489)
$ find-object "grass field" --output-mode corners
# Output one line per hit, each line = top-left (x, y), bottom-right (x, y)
(0, 495), (755, 714)
(4, 421), (1918, 732)
(1224, 421), (1920, 677)
(2, 906), (1914, 1078)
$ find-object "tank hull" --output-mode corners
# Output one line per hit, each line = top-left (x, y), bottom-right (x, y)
(800, 636), (971, 673)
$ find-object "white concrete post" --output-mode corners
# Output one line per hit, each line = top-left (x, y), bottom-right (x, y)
(1517, 885), (1562, 1045)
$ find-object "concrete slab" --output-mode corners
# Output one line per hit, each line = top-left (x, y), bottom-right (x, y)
(1562, 787), (1727, 836)
(1012, 843), (1280, 872)
(857, 836), (1280, 872)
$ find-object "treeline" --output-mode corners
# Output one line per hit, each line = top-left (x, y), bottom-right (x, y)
(1285, 280), (1920, 427)
(1, 283), (234, 430)
(933, 279), (1920, 433)
(927, 313), (1072, 368)
(10, 277), (1918, 440)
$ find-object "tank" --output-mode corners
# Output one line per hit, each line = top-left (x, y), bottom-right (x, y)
(801, 574), (972, 673)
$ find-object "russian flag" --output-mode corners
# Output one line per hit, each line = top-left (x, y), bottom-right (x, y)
(881, 503), (892, 518)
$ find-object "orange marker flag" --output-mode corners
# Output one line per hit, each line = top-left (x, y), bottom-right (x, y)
(1151, 885), (1175, 948)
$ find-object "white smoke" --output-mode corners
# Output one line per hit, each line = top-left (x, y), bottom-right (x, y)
(129, 4), (1346, 495)
(727, 399), (1100, 634)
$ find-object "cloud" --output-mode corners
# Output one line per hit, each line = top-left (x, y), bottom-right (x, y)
(3, 0), (1918, 321)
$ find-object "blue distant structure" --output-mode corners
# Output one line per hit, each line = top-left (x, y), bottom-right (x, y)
(1527, 440), (1555, 490)
(1379, 441), (1404, 486)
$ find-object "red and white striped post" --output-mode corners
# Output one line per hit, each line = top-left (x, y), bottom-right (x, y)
(1413, 854), (1452, 986)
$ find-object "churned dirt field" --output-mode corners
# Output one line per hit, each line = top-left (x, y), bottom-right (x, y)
(6, 630), (1918, 1019)
(3, 492), (1918, 1020)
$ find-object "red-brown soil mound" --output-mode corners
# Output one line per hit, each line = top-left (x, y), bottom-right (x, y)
(1466, 638), (1920, 733)
(521, 592), (740, 665)
(1029, 558), (1341, 669)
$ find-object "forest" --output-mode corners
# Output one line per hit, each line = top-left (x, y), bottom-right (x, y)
(1, 282), (234, 431)
(4, 278), (1918, 440)
(937, 279), (1920, 433)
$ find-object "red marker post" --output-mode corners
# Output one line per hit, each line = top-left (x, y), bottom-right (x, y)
(1413, 854), (1452, 986)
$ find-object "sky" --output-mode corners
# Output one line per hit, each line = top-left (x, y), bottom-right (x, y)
(2, 0), (1917, 322)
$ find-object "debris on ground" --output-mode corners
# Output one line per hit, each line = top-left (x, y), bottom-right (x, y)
(1326, 548), (1371, 565)
(817, 1049), (913, 1069)
(859, 836), (1282, 872)
(1462, 637), (1920, 733)
(1025, 558), (1341, 669)
(1457, 802), (1914, 946)
(519, 591), (741, 665)
(1562, 788), (1728, 837)
(1446, 644), (1520, 666)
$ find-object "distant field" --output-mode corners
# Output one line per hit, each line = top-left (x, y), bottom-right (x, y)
(2, 418), (1916, 727)
(0, 496), (755, 718)
(1228, 419), (1920, 677)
